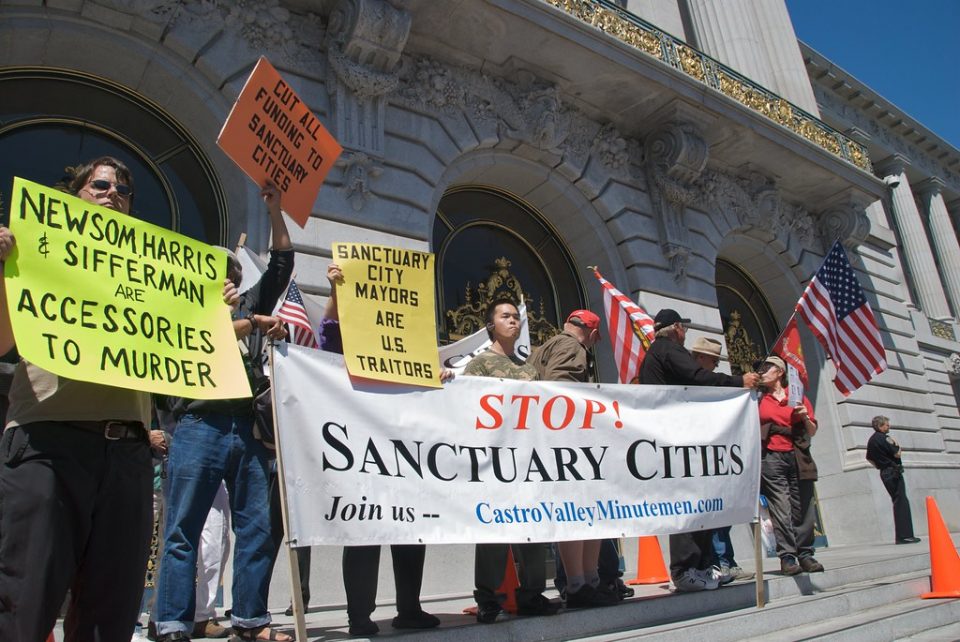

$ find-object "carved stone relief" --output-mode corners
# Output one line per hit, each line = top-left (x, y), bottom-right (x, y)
(120, 0), (324, 66)
(643, 122), (708, 281)
(946, 352), (960, 378)
(325, 0), (411, 209)
(818, 200), (871, 249)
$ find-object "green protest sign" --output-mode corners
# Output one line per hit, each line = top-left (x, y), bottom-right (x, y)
(4, 177), (250, 398)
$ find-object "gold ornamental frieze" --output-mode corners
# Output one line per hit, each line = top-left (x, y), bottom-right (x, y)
(541, 0), (872, 173)
(444, 256), (559, 345)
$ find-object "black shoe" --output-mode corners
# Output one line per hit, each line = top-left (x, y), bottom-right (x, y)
(897, 536), (921, 544)
(615, 579), (635, 599)
(799, 556), (824, 573)
(284, 604), (294, 616)
(566, 584), (619, 608)
(392, 610), (440, 629)
(516, 593), (561, 616)
(780, 556), (801, 576)
(348, 619), (379, 637)
(476, 602), (503, 624)
(156, 633), (191, 642)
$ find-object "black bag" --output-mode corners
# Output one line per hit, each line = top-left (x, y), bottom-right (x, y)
(248, 328), (276, 450)
(252, 374), (275, 450)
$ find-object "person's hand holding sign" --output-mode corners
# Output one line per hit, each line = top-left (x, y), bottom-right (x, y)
(0, 226), (14, 261)
(262, 181), (281, 216)
(0, 225), (15, 355)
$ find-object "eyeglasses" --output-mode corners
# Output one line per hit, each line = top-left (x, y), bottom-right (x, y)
(87, 179), (133, 196)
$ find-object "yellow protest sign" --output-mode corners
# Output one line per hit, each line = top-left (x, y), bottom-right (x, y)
(4, 177), (251, 399)
(333, 242), (440, 388)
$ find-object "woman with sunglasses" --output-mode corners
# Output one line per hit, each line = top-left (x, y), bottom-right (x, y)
(757, 356), (824, 576)
(0, 156), (239, 642)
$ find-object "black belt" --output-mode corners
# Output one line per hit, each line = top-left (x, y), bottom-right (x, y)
(69, 420), (146, 440)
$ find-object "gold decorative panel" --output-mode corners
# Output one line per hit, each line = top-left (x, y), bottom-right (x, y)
(541, 0), (872, 172)
(445, 256), (559, 345)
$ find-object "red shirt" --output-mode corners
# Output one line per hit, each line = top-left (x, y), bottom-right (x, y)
(758, 393), (816, 452)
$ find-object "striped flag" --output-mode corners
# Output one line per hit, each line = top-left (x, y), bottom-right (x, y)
(593, 268), (655, 383)
(794, 241), (886, 396)
(277, 280), (318, 348)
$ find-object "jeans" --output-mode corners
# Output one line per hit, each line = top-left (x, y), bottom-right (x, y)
(711, 526), (736, 568)
(155, 413), (275, 634)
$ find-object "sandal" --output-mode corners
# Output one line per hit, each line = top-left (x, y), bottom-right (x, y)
(230, 625), (294, 642)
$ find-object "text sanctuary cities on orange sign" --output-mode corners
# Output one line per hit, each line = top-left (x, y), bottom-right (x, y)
(218, 56), (342, 226)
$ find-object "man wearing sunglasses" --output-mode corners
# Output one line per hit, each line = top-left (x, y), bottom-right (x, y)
(0, 157), (239, 642)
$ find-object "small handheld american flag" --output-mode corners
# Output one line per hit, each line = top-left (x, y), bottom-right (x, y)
(277, 280), (318, 348)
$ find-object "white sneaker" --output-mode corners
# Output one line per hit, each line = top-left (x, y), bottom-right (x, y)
(672, 567), (718, 592)
(698, 567), (722, 589)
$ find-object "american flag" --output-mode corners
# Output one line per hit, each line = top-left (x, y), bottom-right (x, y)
(277, 280), (318, 348)
(795, 241), (886, 396)
(593, 268), (656, 383)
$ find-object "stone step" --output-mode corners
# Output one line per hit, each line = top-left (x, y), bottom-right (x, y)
(293, 549), (935, 641)
(751, 595), (960, 642)
(582, 570), (931, 642)
(896, 619), (960, 641)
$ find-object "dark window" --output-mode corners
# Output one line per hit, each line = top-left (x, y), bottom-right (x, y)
(433, 187), (585, 346)
(715, 259), (780, 374)
(0, 68), (225, 243)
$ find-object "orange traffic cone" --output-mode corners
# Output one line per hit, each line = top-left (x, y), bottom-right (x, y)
(626, 536), (670, 585)
(462, 546), (522, 614)
(500, 546), (521, 613)
(922, 496), (960, 598)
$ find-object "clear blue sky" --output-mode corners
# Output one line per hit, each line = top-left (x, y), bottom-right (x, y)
(786, 0), (960, 151)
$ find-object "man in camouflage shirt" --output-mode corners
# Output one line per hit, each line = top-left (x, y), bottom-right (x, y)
(465, 298), (560, 623)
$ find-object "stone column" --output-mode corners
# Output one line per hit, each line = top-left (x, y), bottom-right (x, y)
(684, 0), (768, 84)
(684, 0), (819, 114)
(875, 156), (952, 319)
(917, 178), (960, 317)
(750, 1), (820, 115)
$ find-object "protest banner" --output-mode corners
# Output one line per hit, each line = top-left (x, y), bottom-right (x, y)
(273, 343), (761, 546)
(438, 301), (531, 375)
(4, 177), (250, 398)
(332, 242), (440, 387)
(217, 56), (342, 227)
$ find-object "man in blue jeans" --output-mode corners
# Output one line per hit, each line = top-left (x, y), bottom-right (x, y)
(154, 183), (294, 642)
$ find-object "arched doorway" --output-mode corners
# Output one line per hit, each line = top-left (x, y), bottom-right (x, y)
(715, 258), (781, 374)
(433, 186), (587, 348)
(0, 67), (226, 243)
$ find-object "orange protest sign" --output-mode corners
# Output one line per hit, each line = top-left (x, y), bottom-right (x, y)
(217, 57), (342, 227)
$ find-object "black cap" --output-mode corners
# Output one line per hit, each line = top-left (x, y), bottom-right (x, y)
(653, 308), (690, 331)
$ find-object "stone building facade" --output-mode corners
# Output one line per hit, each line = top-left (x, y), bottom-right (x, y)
(2, 0), (958, 609)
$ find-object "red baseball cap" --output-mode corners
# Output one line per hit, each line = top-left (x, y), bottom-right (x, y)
(567, 309), (601, 331)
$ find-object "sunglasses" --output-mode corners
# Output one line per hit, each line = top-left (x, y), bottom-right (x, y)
(88, 179), (133, 196)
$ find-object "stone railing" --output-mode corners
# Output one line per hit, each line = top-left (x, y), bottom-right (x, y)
(541, 0), (873, 173)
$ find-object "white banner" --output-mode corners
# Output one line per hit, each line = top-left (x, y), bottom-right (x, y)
(437, 302), (531, 374)
(273, 343), (761, 546)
